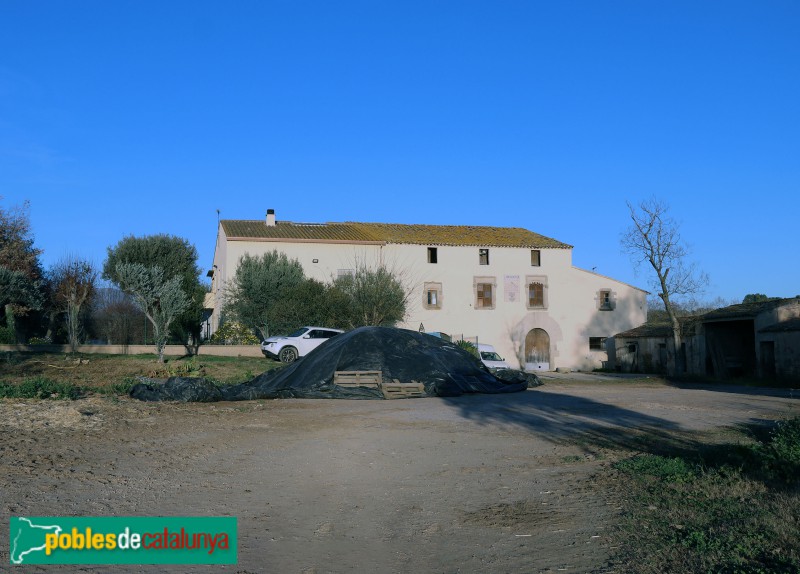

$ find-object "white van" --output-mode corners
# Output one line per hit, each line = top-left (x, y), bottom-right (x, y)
(478, 344), (511, 371)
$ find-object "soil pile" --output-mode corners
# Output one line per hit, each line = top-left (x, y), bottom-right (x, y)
(131, 326), (535, 401)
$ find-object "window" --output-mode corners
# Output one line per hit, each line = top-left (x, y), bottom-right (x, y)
(477, 283), (493, 308)
(531, 250), (541, 266)
(427, 247), (438, 264)
(529, 282), (544, 307)
(423, 282), (442, 310)
(474, 277), (496, 309)
(598, 289), (615, 310)
(479, 249), (490, 265)
(589, 337), (606, 351)
(526, 275), (548, 309)
(313, 329), (341, 339)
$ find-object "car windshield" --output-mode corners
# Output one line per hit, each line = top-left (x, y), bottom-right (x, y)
(287, 328), (309, 338)
(481, 352), (503, 361)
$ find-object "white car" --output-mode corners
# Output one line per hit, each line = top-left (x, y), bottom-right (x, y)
(478, 344), (511, 371)
(261, 326), (344, 364)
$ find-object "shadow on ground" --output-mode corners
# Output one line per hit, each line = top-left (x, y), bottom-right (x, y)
(439, 387), (791, 464)
(667, 380), (800, 399)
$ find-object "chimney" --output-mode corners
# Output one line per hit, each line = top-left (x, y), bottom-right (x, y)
(266, 209), (276, 226)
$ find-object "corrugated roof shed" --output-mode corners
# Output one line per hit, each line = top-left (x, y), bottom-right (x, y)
(221, 219), (572, 249)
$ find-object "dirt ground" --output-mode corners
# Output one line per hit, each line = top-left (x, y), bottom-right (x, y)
(1, 376), (799, 573)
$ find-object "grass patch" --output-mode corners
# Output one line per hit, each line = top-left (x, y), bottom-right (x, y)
(93, 378), (138, 396)
(609, 417), (800, 573)
(0, 377), (83, 400)
(561, 455), (584, 463)
(0, 352), (279, 391)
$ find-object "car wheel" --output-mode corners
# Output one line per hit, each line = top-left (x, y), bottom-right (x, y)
(279, 346), (298, 364)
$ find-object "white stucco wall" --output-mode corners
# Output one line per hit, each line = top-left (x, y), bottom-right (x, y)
(383, 243), (646, 371)
(210, 226), (647, 371)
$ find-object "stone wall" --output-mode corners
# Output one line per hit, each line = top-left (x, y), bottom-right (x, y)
(0, 344), (263, 358)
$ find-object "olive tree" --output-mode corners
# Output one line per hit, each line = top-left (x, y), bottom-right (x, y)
(49, 256), (98, 352)
(222, 251), (306, 339)
(621, 197), (708, 375)
(332, 262), (410, 328)
(104, 234), (203, 349)
(114, 263), (190, 362)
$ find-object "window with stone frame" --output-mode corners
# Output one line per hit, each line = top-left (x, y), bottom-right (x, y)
(423, 282), (442, 310)
(474, 277), (496, 309)
(526, 275), (548, 309)
(598, 289), (615, 310)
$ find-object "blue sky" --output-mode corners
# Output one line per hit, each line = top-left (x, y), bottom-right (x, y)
(2, 1), (798, 303)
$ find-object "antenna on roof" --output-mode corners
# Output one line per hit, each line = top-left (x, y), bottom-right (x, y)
(216, 209), (220, 226)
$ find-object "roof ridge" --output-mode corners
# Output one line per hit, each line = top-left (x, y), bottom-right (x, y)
(220, 218), (571, 248)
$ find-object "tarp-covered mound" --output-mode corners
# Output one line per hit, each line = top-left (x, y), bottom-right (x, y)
(130, 326), (536, 402)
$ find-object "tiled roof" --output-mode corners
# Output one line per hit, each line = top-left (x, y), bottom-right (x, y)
(759, 317), (800, 333)
(221, 221), (377, 243)
(221, 219), (572, 249)
(614, 317), (697, 339)
(614, 323), (673, 338)
(700, 298), (798, 322)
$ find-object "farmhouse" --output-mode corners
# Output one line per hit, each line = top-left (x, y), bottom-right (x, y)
(207, 210), (647, 371)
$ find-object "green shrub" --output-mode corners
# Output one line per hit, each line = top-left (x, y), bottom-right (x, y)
(0, 377), (82, 400)
(95, 378), (137, 395)
(764, 417), (800, 481)
(455, 339), (478, 358)
(208, 321), (260, 345)
(769, 417), (800, 462)
(163, 357), (205, 377)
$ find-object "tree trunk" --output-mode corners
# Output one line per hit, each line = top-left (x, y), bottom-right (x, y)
(661, 285), (684, 377)
(671, 324), (683, 377)
(664, 302), (684, 377)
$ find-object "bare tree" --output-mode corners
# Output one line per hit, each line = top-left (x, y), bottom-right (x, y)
(621, 197), (708, 375)
(90, 287), (146, 345)
(50, 256), (98, 352)
(115, 263), (189, 362)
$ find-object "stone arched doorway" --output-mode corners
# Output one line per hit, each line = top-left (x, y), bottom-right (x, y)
(525, 328), (550, 371)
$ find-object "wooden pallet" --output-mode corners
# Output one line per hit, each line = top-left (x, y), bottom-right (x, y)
(381, 379), (426, 399)
(333, 371), (427, 399)
(333, 370), (382, 389)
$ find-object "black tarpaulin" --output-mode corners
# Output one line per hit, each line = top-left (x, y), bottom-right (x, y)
(130, 326), (537, 402)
